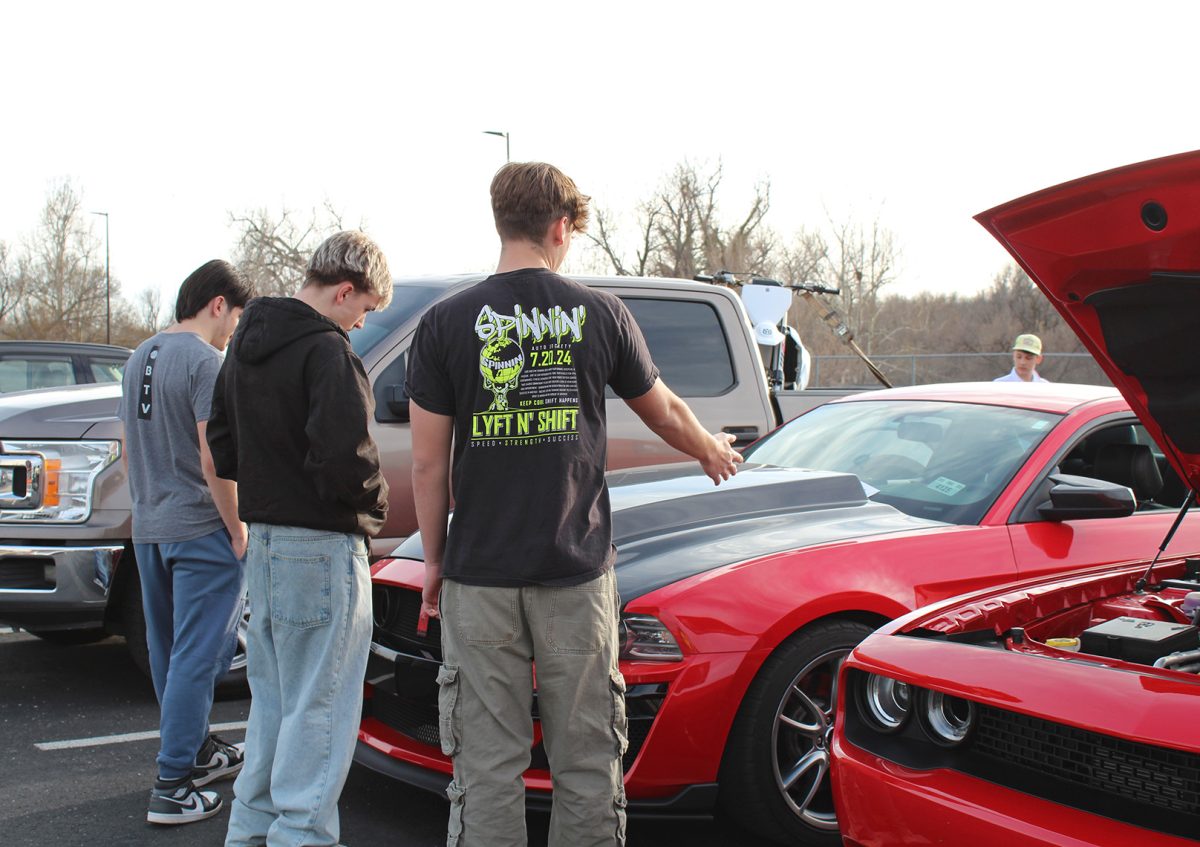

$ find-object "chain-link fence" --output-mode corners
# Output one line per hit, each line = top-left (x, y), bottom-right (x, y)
(809, 352), (1109, 388)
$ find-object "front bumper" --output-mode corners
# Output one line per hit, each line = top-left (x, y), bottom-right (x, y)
(0, 543), (125, 630)
(357, 638), (752, 816)
(831, 732), (1197, 847)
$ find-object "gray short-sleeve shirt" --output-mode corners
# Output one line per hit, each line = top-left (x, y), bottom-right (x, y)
(118, 331), (226, 544)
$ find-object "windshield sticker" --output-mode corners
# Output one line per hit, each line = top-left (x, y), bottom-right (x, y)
(927, 476), (966, 497)
(860, 481), (880, 499)
(1031, 420), (1050, 430)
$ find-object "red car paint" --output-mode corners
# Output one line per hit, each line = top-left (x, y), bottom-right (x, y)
(358, 378), (1200, 844)
(833, 151), (1200, 845)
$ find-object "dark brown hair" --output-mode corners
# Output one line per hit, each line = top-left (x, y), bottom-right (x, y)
(490, 162), (590, 244)
(175, 260), (254, 322)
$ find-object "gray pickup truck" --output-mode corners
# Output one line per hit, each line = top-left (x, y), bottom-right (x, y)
(0, 274), (853, 679)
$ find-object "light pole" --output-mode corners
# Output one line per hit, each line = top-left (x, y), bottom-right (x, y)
(90, 211), (111, 344)
(483, 130), (510, 162)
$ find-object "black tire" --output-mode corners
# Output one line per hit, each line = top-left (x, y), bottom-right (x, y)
(719, 619), (875, 846)
(121, 559), (251, 699)
(26, 627), (110, 645)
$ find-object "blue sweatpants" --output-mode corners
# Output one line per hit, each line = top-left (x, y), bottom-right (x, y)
(136, 527), (246, 780)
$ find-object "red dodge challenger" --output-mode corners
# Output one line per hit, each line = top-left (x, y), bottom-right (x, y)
(358, 378), (1200, 845)
(832, 151), (1200, 846)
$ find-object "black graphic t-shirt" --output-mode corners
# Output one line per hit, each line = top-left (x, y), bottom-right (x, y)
(407, 268), (658, 586)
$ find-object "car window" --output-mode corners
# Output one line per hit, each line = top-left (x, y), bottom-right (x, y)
(1058, 421), (1188, 509)
(0, 356), (76, 392)
(745, 399), (1062, 525)
(350, 284), (445, 359)
(88, 358), (126, 384)
(619, 298), (735, 397)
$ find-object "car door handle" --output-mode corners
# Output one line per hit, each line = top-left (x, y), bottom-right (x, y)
(722, 426), (760, 448)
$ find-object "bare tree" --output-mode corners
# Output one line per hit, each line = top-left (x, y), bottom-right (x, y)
(3, 182), (115, 341)
(0, 240), (25, 327)
(584, 161), (775, 279)
(229, 202), (345, 297)
(136, 287), (164, 336)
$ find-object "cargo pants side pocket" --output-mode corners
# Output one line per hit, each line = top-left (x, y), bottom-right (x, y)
(437, 664), (461, 757)
(609, 670), (628, 757)
(446, 780), (466, 847)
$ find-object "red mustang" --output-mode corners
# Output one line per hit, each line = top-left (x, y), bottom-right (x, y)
(832, 151), (1200, 846)
(359, 390), (1200, 841)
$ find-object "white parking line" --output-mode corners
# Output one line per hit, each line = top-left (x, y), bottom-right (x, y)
(35, 720), (248, 751)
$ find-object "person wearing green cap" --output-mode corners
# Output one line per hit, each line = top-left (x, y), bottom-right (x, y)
(995, 333), (1048, 382)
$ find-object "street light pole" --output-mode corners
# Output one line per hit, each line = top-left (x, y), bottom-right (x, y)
(90, 211), (111, 344)
(483, 130), (510, 162)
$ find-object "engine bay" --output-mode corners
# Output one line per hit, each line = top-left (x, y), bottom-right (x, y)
(1017, 559), (1200, 671)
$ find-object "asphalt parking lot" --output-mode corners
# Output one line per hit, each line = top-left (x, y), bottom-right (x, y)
(1, 629), (756, 847)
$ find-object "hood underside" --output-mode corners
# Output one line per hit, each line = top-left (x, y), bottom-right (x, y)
(976, 150), (1200, 494)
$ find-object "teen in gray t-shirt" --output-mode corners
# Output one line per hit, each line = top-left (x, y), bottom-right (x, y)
(118, 259), (253, 827)
(119, 331), (226, 543)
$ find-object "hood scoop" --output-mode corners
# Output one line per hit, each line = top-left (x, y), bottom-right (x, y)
(610, 465), (868, 544)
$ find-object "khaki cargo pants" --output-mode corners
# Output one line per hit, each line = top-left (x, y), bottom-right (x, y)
(438, 568), (628, 847)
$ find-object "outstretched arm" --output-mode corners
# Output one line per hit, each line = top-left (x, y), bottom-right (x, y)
(623, 379), (742, 485)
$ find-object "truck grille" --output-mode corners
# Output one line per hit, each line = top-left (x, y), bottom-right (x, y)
(367, 584), (665, 773)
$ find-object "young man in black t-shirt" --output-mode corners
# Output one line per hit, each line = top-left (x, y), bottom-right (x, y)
(407, 162), (742, 847)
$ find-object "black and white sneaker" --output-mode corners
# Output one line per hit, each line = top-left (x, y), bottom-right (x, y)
(192, 733), (245, 787)
(146, 776), (222, 825)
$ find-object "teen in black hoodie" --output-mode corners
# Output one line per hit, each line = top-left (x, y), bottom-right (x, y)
(209, 230), (391, 847)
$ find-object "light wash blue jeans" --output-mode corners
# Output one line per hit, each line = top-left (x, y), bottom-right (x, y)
(224, 524), (372, 847)
(137, 528), (245, 781)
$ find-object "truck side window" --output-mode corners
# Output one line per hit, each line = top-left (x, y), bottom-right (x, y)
(0, 356), (75, 392)
(620, 298), (735, 396)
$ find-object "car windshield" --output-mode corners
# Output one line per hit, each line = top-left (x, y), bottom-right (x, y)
(349, 284), (446, 358)
(744, 399), (1062, 525)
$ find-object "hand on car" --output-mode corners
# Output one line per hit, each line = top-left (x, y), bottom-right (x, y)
(702, 432), (743, 485)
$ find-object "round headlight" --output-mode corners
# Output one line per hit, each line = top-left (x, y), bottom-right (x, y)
(920, 690), (976, 746)
(860, 673), (911, 732)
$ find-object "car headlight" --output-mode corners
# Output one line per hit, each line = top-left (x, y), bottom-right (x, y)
(618, 614), (683, 662)
(0, 440), (120, 523)
(919, 689), (976, 746)
(859, 673), (911, 732)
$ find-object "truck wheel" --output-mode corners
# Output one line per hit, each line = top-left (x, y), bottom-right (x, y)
(27, 628), (110, 645)
(121, 564), (251, 699)
(718, 620), (874, 846)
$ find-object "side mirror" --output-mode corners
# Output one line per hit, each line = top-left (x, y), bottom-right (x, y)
(386, 383), (410, 419)
(1037, 473), (1136, 521)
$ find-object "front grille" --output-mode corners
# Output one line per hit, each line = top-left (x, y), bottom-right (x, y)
(844, 668), (1200, 840)
(370, 685), (440, 748)
(374, 585), (441, 656)
(969, 695), (1200, 835)
(973, 705), (1200, 818)
(367, 584), (668, 775)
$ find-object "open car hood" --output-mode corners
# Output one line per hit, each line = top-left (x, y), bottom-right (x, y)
(977, 150), (1200, 496)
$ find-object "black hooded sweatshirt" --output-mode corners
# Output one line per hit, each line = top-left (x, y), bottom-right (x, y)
(207, 297), (388, 537)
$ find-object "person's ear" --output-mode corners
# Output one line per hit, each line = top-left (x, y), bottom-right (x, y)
(551, 216), (569, 247)
(210, 295), (227, 317)
(335, 282), (356, 304)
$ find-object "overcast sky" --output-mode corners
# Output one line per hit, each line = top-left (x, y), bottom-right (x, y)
(5, 1), (1200, 310)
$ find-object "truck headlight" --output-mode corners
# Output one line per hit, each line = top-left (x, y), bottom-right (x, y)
(859, 673), (911, 732)
(0, 440), (120, 523)
(618, 614), (683, 662)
